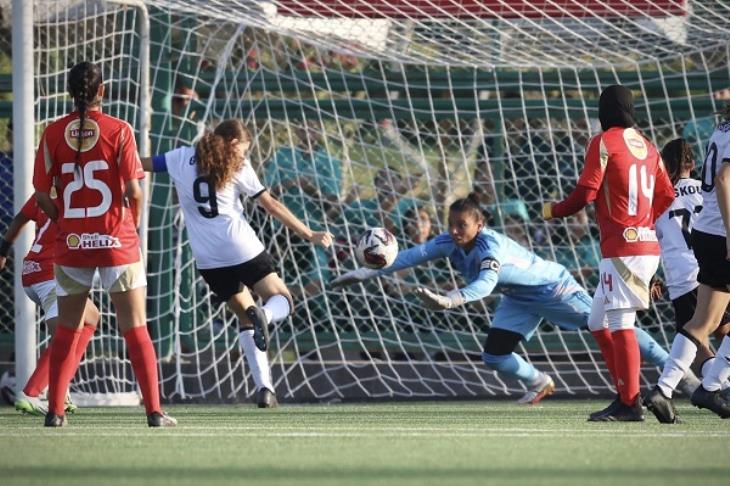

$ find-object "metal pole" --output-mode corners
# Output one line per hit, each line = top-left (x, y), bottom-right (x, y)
(12, 0), (36, 394)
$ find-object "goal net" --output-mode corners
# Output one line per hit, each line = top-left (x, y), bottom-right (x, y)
(19, 0), (730, 403)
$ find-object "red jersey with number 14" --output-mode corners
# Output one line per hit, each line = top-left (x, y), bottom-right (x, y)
(33, 110), (144, 267)
(578, 127), (674, 258)
(19, 196), (56, 286)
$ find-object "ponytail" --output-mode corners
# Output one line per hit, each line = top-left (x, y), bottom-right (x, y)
(660, 138), (693, 185)
(67, 61), (103, 162)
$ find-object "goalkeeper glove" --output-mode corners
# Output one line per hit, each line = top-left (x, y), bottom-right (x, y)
(414, 288), (465, 310)
(541, 202), (554, 220)
(330, 267), (379, 288)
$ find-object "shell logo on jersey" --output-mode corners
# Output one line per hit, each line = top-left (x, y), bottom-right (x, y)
(21, 260), (42, 275)
(67, 232), (121, 250)
(623, 226), (657, 243)
(623, 128), (648, 160)
(64, 118), (100, 152)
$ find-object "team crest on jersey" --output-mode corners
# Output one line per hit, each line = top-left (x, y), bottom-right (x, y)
(623, 226), (657, 242)
(67, 232), (121, 250)
(623, 128), (648, 160)
(64, 118), (100, 152)
(21, 260), (42, 275)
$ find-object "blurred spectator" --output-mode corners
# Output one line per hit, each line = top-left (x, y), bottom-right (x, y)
(552, 209), (600, 288)
(171, 83), (200, 119)
(0, 121), (12, 232)
(682, 87), (730, 162)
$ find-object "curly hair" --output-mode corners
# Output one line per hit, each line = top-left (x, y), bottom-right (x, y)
(661, 138), (694, 184)
(195, 119), (252, 190)
(67, 61), (103, 162)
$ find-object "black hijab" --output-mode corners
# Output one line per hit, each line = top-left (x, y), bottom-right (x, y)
(599, 85), (635, 131)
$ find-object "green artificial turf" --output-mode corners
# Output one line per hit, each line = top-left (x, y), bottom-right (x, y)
(1, 400), (727, 486)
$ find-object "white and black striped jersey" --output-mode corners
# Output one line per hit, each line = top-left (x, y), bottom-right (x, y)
(655, 178), (702, 300)
(694, 120), (730, 238)
(158, 146), (266, 269)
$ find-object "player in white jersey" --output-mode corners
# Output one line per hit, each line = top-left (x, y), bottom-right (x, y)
(645, 138), (730, 423)
(143, 119), (333, 408)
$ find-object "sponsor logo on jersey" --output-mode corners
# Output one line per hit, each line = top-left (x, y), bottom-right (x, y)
(21, 260), (42, 275)
(623, 128), (648, 160)
(480, 257), (501, 272)
(622, 226), (658, 242)
(64, 118), (100, 152)
(67, 232), (121, 250)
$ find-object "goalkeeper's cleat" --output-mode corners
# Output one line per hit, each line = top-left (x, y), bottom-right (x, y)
(246, 306), (269, 352)
(690, 385), (730, 419)
(64, 394), (78, 414)
(44, 412), (67, 427)
(643, 387), (681, 424)
(677, 371), (701, 397)
(257, 387), (278, 409)
(588, 395), (621, 422)
(147, 411), (177, 427)
(14, 391), (48, 416)
(517, 373), (555, 405)
(590, 396), (644, 422)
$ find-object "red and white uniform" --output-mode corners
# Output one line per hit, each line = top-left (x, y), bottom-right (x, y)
(33, 110), (144, 268)
(20, 196), (56, 287)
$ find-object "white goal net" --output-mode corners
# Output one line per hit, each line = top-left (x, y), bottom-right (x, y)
(12, 0), (730, 403)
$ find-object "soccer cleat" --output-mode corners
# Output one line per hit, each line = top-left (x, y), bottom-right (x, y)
(44, 413), (67, 427)
(517, 373), (555, 405)
(246, 306), (270, 352)
(677, 371), (701, 397)
(690, 385), (730, 419)
(643, 387), (681, 424)
(257, 388), (278, 409)
(147, 411), (178, 427)
(590, 397), (644, 422)
(14, 391), (48, 416)
(588, 395), (621, 421)
(64, 394), (78, 414)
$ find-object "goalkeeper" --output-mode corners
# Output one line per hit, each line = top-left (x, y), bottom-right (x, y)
(332, 193), (692, 404)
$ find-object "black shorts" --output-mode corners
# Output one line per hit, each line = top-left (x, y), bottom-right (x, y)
(672, 287), (730, 332)
(198, 251), (276, 302)
(692, 230), (730, 290)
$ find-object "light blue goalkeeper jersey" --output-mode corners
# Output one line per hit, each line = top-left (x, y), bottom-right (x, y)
(379, 228), (582, 303)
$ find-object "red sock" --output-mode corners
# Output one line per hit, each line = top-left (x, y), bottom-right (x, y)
(124, 326), (161, 415)
(48, 326), (81, 416)
(612, 329), (641, 406)
(23, 345), (52, 397)
(591, 329), (618, 389)
(73, 324), (96, 370)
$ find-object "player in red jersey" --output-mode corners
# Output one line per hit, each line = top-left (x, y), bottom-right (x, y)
(0, 195), (99, 416)
(32, 61), (174, 427)
(543, 85), (674, 421)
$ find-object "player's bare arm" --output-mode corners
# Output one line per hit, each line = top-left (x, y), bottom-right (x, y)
(256, 190), (333, 248)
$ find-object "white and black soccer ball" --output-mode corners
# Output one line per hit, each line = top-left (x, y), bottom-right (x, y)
(355, 227), (398, 270)
(0, 369), (16, 405)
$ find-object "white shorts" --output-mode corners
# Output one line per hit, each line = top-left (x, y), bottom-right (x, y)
(55, 260), (147, 297)
(593, 255), (660, 312)
(23, 279), (58, 322)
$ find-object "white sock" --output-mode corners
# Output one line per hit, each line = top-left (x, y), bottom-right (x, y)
(263, 295), (290, 323)
(701, 336), (730, 392)
(239, 330), (273, 391)
(658, 333), (698, 398)
(701, 357), (715, 378)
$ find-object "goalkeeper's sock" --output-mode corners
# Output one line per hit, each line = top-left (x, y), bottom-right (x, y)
(23, 344), (52, 398)
(124, 326), (161, 415)
(591, 329), (618, 389)
(262, 295), (290, 324)
(701, 336), (730, 392)
(611, 329), (641, 406)
(482, 352), (539, 383)
(47, 326), (81, 416)
(635, 327), (669, 368)
(239, 329), (273, 391)
(658, 332), (698, 398)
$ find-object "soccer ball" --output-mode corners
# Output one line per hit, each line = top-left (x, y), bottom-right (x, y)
(355, 227), (398, 269)
(0, 369), (16, 405)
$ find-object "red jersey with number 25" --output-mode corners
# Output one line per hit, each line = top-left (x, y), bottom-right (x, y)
(578, 127), (674, 258)
(33, 110), (144, 267)
(19, 196), (56, 286)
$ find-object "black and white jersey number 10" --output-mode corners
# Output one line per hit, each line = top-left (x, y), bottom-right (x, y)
(193, 177), (219, 218)
(668, 205), (702, 250)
